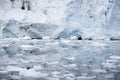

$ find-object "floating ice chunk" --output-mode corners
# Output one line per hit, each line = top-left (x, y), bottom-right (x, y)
(102, 62), (117, 68)
(65, 57), (75, 60)
(20, 69), (48, 78)
(8, 60), (18, 65)
(18, 36), (31, 40)
(50, 71), (61, 78)
(61, 40), (71, 43)
(109, 55), (120, 60)
(6, 66), (48, 78)
(70, 36), (77, 40)
(65, 77), (75, 80)
(45, 41), (59, 46)
(6, 66), (25, 72)
(43, 36), (50, 40)
(92, 69), (106, 73)
(47, 61), (59, 65)
(63, 73), (75, 78)
(63, 64), (77, 68)
(33, 65), (42, 71)
(105, 59), (119, 63)
(47, 77), (60, 80)
(76, 76), (96, 80)
(19, 45), (35, 50)
(90, 42), (107, 47)
(20, 59), (30, 64)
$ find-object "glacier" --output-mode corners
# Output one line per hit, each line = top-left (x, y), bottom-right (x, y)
(2, 19), (62, 38)
(0, 0), (120, 39)
(0, 0), (120, 80)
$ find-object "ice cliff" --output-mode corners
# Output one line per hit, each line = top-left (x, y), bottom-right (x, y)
(0, 0), (120, 39)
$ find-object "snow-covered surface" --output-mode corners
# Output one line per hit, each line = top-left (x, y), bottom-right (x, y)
(0, 0), (120, 38)
(0, 0), (120, 80)
(0, 0), (70, 24)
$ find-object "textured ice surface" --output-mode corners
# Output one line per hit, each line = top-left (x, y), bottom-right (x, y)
(2, 20), (62, 38)
(0, 0), (120, 38)
(0, 39), (120, 80)
(0, 0), (120, 80)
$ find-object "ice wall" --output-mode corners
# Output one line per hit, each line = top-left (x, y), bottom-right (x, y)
(0, 0), (120, 39)
(2, 20), (63, 38)
(107, 0), (120, 37)
(0, 0), (69, 24)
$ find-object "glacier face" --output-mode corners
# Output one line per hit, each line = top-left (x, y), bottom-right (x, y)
(0, 0), (69, 24)
(2, 19), (62, 38)
(0, 0), (120, 38)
